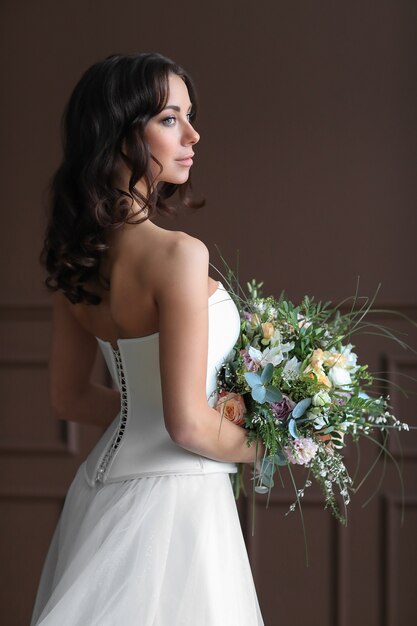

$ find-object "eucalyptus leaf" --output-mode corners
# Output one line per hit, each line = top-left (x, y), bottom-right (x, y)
(265, 386), (283, 403)
(252, 385), (267, 403)
(274, 450), (287, 466)
(260, 457), (275, 473)
(258, 457), (276, 488)
(261, 363), (274, 384)
(244, 372), (261, 388)
(288, 418), (300, 439)
(292, 397), (312, 419)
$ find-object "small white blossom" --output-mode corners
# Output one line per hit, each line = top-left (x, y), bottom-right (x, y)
(251, 414), (267, 425)
(255, 301), (266, 314)
(249, 340), (294, 368)
(297, 313), (312, 329)
(282, 356), (301, 381)
(313, 414), (329, 430)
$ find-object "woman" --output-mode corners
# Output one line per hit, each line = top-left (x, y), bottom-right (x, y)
(31, 53), (265, 625)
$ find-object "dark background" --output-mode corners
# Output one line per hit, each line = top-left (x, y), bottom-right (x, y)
(0, 1), (416, 625)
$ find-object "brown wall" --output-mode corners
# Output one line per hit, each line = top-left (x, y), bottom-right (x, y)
(1, 1), (416, 625)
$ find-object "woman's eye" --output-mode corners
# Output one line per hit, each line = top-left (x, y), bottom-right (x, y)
(161, 116), (176, 126)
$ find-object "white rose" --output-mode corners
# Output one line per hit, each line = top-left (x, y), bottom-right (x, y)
(341, 344), (358, 370)
(328, 366), (352, 388)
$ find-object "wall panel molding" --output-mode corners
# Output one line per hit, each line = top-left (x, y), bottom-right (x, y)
(245, 494), (341, 625)
(385, 355), (417, 459)
(383, 494), (417, 626)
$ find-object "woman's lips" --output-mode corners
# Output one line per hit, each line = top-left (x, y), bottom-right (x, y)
(176, 154), (194, 166)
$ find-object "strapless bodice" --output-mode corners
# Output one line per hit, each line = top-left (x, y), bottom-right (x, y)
(84, 284), (241, 485)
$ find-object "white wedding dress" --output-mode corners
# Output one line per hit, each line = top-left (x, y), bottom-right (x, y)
(30, 284), (264, 625)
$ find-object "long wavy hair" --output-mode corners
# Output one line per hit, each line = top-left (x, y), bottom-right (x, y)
(41, 53), (202, 305)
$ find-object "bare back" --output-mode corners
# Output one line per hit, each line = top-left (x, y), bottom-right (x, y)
(68, 220), (218, 350)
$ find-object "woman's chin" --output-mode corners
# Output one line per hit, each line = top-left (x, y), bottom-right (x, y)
(164, 173), (191, 186)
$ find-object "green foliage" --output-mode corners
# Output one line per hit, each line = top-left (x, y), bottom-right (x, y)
(212, 255), (414, 532)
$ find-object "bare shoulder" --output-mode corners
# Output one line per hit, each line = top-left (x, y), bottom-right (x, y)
(150, 230), (209, 302)
(164, 231), (208, 264)
(122, 224), (208, 267)
(108, 223), (211, 311)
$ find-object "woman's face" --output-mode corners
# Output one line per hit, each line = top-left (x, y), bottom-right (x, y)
(144, 73), (200, 186)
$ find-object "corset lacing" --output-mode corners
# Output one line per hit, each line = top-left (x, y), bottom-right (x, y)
(95, 348), (128, 483)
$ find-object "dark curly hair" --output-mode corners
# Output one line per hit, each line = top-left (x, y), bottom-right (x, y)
(41, 53), (202, 305)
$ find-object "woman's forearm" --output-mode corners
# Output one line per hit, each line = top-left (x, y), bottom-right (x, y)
(171, 406), (265, 464)
(53, 383), (121, 428)
(54, 383), (263, 462)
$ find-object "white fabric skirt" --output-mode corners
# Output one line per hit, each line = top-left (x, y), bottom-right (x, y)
(31, 464), (264, 625)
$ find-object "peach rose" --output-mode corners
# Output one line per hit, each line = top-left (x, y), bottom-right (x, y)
(215, 391), (247, 426)
(310, 349), (325, 369)
(323, 351), (347, 369)
(262, 322), (275, 341)
(314, 369), (332, 388)
(305, 367), (331, 388)
(304, 349), (332, 388)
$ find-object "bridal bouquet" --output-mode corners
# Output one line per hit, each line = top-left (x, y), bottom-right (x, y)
(215, 275), (412, 526)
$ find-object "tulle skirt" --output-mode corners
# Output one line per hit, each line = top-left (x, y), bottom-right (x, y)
(31, 464), (264, 625)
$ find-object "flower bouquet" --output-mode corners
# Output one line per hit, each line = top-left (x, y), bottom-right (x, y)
(214, 269), (413, 531)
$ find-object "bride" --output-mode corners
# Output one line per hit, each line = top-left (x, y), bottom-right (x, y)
(31, 52), (265, 625)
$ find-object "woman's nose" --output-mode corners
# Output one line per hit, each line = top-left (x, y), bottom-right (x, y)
(184, 124), (200, 146)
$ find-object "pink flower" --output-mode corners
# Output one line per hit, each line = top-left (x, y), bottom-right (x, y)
(215, 391), (247, 426)
(335, 391), (351, 406)
(283, 437), (318, 465)
(240, 348), (259, 372)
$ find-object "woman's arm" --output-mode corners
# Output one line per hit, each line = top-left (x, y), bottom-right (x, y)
(49, 292), (120, 428)
(156, 235), (264, 464)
